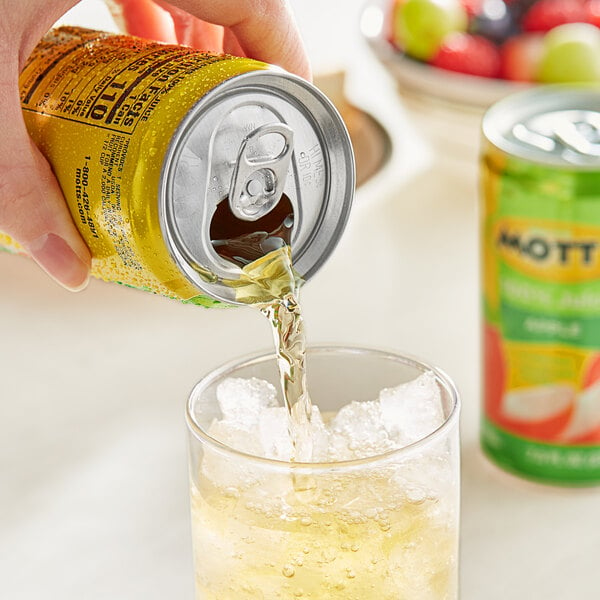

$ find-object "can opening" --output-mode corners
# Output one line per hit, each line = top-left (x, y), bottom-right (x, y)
(210, 193), (294, 268)
(159, 69), (355, 304)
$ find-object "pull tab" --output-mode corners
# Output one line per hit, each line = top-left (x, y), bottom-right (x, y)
(229, 123), (294, 222)
(553, 110), (600, 157)
(515, 110), (600, 158)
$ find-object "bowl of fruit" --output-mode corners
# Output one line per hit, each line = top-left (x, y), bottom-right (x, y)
(362, 0), (600, 158)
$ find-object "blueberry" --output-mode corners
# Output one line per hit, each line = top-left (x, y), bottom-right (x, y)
(505, 0), (538, 23)
(470, 0), (518, 44)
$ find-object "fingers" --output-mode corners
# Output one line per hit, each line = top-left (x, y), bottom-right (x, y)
(222, 29), (245, 58)
(158, 2), (196, 46)
(168, 5), (224, 51)
(105, 0), (177, 42)
(0, 79), (90, 291)
(188, 18), (224, 53)
(162, 0), (312, 80)
(0, 0), (91, 291)
(108, 0), (225, 53)
(110, 0), (311, 80)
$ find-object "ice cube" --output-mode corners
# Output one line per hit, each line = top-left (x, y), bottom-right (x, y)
(307, 405), (330, 462)
(208, 418), (262, 456)
(329, 400), (395, 460)
(216, 377), (278, 428)
(202, 415), (296, 497)
(258, 406), (293, 460)
(379, 371), (444, 446)
(202, 418), (264, 489)
(257, 405), (330, 462)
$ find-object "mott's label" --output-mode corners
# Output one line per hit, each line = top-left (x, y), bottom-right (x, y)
(482, 143), (600, 485)
(1, 27), (271, 307)
(495, 220), (600, 281)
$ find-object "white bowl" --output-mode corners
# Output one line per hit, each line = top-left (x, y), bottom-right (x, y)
(360, 0), (532, 161)
(361, 0), (532, 109)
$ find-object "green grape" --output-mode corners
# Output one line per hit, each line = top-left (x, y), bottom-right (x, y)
(538, 23), (600, 84)
(393, 0), (468, 61)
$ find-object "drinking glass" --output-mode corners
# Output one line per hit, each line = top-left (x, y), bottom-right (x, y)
(186, 346), (460, 599)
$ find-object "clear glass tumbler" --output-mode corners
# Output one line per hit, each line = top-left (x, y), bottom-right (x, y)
(186, 346), (460, 599)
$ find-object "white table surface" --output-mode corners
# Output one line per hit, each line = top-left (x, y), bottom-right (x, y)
(2, 1), (599, 599)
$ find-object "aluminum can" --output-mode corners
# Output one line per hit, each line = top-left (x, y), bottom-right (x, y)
(481, 86), (600, 485)
(1, 26), (354, 306)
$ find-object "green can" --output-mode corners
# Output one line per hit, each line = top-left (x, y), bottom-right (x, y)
(481, 86), (600, 486)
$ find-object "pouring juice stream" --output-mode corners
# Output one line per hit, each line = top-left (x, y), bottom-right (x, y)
(1, 26), (354, 460)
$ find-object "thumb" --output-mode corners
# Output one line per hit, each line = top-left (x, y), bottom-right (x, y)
(0, 81), (91, 291)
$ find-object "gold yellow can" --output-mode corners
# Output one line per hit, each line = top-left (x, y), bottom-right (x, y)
(2, 26), (354, 306)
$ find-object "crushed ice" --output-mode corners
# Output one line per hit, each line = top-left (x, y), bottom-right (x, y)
(206, 371), (444, 463)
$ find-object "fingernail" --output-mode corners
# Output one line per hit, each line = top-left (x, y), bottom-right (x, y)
(27, 233), (90, 292)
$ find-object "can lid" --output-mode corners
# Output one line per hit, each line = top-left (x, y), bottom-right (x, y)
(159, 69), (355, 304)
(482, 85), (600, 169)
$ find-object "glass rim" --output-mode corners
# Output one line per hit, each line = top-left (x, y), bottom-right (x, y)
(186, 345), (460, 470)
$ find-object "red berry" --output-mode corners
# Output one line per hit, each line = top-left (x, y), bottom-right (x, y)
(500, 33), (545, 80)
(584, 0), (600, 26)
(522, 0), (588, 32)
(431, 33), (502, 77)
(459, 0), (484, 17)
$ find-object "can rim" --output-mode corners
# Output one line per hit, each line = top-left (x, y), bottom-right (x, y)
(482, 84), (600, 170)
(159, 69), (355, 305)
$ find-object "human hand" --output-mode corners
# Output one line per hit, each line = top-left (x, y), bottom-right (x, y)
(108, 0), (311, 80)
(0, 0), (310, 292)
